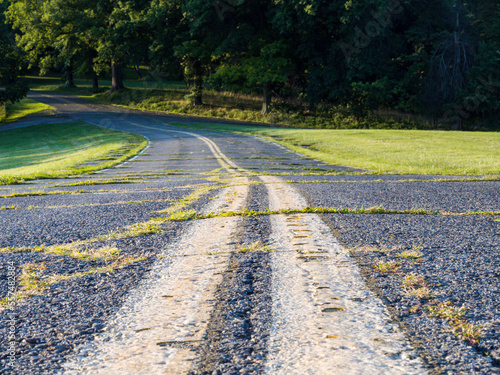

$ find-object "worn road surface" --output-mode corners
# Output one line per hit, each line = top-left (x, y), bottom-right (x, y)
(0, 92), (499, 374)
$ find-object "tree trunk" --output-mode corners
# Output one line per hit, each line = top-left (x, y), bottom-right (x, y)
(109, 61), (125, 94)
(91, 69), (99, 91)
(90, 49), (99, 91)
(65, 63), (75, 88)
(191, 60), (203, 106)
(134, 59), (143, 79)
(261, 84), (271, 114)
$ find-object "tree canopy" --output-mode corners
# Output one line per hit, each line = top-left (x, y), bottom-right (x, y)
(0, 0), (28, 105)
(3, 0), (499, 127)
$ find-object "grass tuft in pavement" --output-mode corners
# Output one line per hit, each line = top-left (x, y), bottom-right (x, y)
(426, 302), (483, 346)
(161, 206), (500, 222)
(372, 261), (401, 273)
(238, 242), (274, 253)
(0, 256), (147, 308)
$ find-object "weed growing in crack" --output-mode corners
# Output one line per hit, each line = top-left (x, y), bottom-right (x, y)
(238, 242), (274, 253)
(372, 261), (401, 273)
(48, 179), (142, 187)
(163, 205), (500, 221)
(125, 219), (166, 236)
(20, 263), (48, 294)
(401, 273), (426, 289)
(0, 243), (122, 261)
(168, 210), (198, 222)
(426, 302), (483, 346)
(401, 274), (434, 300)
(0, 256), (148, 308)
(411, 286), (433, 300)
(398, 250), (423, 259)
(158, 185), (220, 215)
(0, 191), (71, 199)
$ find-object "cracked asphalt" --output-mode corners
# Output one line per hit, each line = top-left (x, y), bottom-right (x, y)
(0, 92), (498, 374)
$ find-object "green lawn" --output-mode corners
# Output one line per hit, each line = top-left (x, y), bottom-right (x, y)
(0, 99), (54, 125)
(25, 74), (186, 92)
(174, 123), (500, 175)
(0, 123), (147, 184)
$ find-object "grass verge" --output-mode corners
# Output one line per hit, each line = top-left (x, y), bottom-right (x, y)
(0, 122), (147, 184)
(170, 123), (500, 175)
(0, 98), (54, 125)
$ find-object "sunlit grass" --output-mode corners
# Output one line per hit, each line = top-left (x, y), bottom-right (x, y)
(0, 98), (54, 124)
(170, 123), (500, 175)
(0, 122), (147, 184)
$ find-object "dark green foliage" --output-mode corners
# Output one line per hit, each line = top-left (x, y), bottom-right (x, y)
(146, 0), (185, 81)
(3, 0), (499, 129)
(0, 1), (28, 105)
(446, 1), (500, 129)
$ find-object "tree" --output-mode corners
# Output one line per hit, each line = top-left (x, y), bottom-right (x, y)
(92, 0), (152, 93)
(174, 0), (220, 105)
(180, 0), (293, 112)
(47, 0), (102, 89)
(7, 0), (153, 93)
(209, 40), (292, 114)
(6, 0), (58, 76)
(146, 0), (186, 82)
(0, 1), (28, 106)
(7, 0), (99, 88)
(453, 0), (500, 127)
(271, 0), (349, 106)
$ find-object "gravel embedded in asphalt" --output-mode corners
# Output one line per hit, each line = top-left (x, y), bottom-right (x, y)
(295, 180), (500, 212)
(192, 185), (273, 375)
(0, 201), (177, 248)
(321, 213), (500, 374)
(0, 226), (188, 375)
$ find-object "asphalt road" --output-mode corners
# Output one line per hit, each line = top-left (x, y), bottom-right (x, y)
(0, 92), (499, 374)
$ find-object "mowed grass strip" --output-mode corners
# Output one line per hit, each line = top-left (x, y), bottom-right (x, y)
(0, 98), (54, 125)
(0, 122), (147, 184)
(172, 123), (500, 175)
